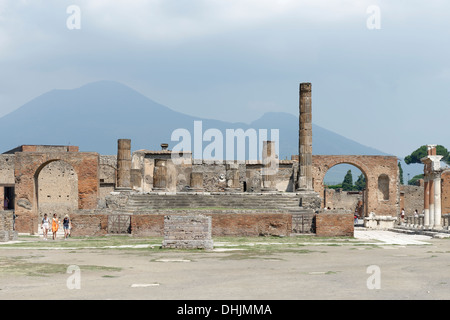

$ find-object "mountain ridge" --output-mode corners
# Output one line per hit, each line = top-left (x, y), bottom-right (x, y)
(0, 80), (389, 159)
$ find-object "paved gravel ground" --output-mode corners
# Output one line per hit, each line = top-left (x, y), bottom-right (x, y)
(0, 231), (449, 300)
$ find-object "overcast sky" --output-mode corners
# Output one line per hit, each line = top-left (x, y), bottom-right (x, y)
(0, 0), (449, 157)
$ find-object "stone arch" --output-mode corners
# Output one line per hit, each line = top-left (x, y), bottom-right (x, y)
(34, 160), (78, 221)
(312, 155), (399, 216)
(14, 152), (99, 234)
(314, 158), (370, 217)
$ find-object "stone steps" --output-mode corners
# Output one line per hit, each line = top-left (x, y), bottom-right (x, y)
(124, 193), (302, 212)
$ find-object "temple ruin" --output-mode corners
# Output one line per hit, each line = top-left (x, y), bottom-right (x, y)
(1, 83), (448, 239)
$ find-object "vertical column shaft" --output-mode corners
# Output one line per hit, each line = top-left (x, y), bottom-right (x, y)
(298, 82), (313, 191)
(429, 178), (435, 228)
(117, 139), (132, 189)
(434, 175), (442, 228)
(262, 140), (277, 191)
(423, 180), (430, 227)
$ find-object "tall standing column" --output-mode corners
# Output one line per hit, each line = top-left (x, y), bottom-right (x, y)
(423, 180), (430, 228)
(262, 140), (277, 192)
(429, 178), (435, 228)
(117, 139), (132, 189)
(434, 174), (442, 229)
(297, 82), (313, 192)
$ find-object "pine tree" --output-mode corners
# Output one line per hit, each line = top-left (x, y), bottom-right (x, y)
(342, 170), (354, 191)
(355, 173), (366, 191)
(398, 162), (404, 185)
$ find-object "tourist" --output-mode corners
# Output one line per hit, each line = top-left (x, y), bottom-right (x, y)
(63, 215), (71, 240)
(414, 209), (419, 217)
(401, 208), (405, 223)
(4, 197), (8, 210)
(52, 213), (59, 240)
(41, 214), (50, 240)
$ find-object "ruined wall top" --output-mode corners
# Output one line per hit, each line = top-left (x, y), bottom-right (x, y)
(3, 145), (79, 154)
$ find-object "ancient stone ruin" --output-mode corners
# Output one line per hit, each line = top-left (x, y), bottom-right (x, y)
(162, 214), (213, 250)
(1, 83), (447, 240)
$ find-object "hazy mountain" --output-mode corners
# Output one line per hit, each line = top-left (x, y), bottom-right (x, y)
(0, 81), (390, 161)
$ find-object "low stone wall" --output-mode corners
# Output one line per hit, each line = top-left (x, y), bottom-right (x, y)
(70, 214), (108, 237)
(404, 214), (450, 230)
(68, 211), (293, 237)
(162, 215), (213, 250)
(315, 211), (354, 237)
(364, 213), (397, 230)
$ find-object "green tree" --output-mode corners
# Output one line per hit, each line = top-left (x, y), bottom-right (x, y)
(342, 170), (354, 191)
(354, 173), (366, 191)
(408, 174), (424, 186)
(404, 145), (450, 165)
(398, 161), (404, 185)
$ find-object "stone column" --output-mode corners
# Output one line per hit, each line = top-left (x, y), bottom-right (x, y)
(434, 174), (442, 229)
(429, 178), (435, 228)
(262, 140), (277, 192)
(117, 139), (131, 189)
(423, 180), (430, 228)
(226, 164), (241, 192)
(189, 172), (204, 192)
(153, 159), (168, 191)
(297, 83), (313, 192)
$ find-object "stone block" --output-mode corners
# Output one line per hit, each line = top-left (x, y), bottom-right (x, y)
(162, 214), (213, 250)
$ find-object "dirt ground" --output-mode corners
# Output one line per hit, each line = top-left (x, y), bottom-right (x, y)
(0, 231), (449, 300)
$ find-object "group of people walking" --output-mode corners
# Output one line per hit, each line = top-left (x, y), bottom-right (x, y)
(41, 213), (71, 240)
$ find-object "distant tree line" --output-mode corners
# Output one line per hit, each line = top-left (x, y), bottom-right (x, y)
(404, 145), (449, 185)
(325, 170), (366, 191)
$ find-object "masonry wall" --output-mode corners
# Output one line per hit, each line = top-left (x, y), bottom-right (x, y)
(69, 214), (108, 237)
(324, 189), (363, 211)
(400, 185), (424, 216)
(37, 160), (78, 220)
(14, 152), (99, 234)
(69, 212), (293, 237)
(0, 155), (15, 185)
(312, 155), (399, 216)
(315, 212), (354, 237)
(442, 170), (450, 215)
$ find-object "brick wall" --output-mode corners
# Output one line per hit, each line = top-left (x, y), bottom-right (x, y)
(69, 214), (108, 237)
(14, 152), (99, 234)
(315, 212), (354, 237)
(443, 170), (450, 214)
(400, 185), (424, 216)
(68, 212), (293, 237)
(312, 155), (399, 216)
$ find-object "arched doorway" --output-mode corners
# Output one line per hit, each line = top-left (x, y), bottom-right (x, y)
(35, 160), (78, 222)
(322, 163), (368, 218)
(312, 155), (399, 217)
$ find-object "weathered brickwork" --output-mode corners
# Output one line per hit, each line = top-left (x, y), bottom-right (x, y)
(442, 170), (450, 215)
(67, 212), (292, 237)
(312, 155), (399, 216)
(69, 213), (108, 237)
(315, 212), (354, 237)
(14, 151), (99, 234)
(400, 185), (424, 216)
(162, 215), (213, 249)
